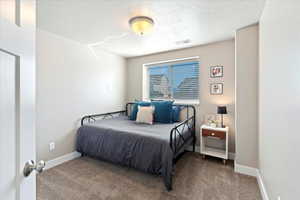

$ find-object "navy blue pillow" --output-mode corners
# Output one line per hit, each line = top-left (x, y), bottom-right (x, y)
(151, 101), (174, 123)
(129, 101), (151, 120)
(172, 105), (181, 122)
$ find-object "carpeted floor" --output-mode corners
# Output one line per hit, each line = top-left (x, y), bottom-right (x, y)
(37, 152), (262, 200)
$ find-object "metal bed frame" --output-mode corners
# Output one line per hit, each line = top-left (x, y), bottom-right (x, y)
(80, 102), (196, 190)
(81, 102), (196, 156)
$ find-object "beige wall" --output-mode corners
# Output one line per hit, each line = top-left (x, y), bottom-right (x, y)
(126, 40), (236, 152)
(235, 24), (259, 168)
(259, 0), (300, 199)
(36, 30), (126, 161)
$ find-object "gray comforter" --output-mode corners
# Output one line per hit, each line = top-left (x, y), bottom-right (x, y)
(76, 116), (192, 190)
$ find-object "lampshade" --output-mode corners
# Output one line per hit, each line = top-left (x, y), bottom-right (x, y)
(217, 106), (227, 114)
(129, 16), (154, 35)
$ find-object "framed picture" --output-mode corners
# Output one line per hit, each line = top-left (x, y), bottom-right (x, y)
(210, 66), (223, 78)
(210, 83), (223, 95)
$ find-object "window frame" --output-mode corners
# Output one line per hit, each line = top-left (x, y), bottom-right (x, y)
(143, 57), (200, 104)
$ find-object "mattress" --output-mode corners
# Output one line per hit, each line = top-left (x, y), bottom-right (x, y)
(76, 115), (193, 190)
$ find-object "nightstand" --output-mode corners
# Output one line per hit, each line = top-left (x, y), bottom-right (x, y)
(200, 124), (229, 164)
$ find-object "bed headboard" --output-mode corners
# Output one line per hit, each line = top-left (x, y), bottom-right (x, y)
(125, 102), (196, 123)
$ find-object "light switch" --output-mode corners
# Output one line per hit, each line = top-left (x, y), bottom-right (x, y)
(49, 142), (55, 151)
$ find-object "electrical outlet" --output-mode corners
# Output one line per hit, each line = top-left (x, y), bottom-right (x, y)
(49, 142), (55, 151)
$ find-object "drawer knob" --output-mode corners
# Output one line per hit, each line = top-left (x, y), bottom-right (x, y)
(211, 133), (215, 136)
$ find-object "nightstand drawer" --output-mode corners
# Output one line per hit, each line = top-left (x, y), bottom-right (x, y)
(202, 129), (226, 139)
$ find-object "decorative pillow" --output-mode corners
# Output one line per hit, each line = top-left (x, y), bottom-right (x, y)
(172, 105), (182, 122)
(136, 106), (155, 125)
(151, 100), (174, 123)
(129, 101), (151, 120)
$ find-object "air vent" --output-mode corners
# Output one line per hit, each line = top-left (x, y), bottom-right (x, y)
(175, 39), (191, 45)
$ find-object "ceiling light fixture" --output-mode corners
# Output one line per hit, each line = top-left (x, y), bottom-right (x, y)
(129, 16), (154, 35)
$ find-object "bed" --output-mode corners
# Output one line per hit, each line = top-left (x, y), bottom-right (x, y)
(76, 103), (196, 190)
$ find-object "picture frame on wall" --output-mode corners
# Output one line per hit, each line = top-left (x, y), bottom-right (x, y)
(210, 66), (223, 78)
(210, 83), (223, 95)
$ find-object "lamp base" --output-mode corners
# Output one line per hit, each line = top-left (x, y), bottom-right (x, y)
(221, 115), (225, 128)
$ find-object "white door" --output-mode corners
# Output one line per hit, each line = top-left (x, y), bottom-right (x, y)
(0, 0), (42, 200)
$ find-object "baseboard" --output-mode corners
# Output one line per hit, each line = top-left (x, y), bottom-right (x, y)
(234, 163), (270, 200)
(186, 145), (235, 160)
(44, 151), (81, 170)
(257, 171), (270, 200)
(234, 163), (258, 177)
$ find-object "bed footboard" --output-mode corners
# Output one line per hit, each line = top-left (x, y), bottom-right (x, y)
(170, 105), (196, 155)
(170, 116), (195, 155)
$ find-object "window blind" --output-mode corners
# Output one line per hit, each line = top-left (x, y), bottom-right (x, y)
(148, 61), (199, 100)
(149, 65), (171, 99)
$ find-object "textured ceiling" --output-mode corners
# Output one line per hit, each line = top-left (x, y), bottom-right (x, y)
(37, 0), (265, 57)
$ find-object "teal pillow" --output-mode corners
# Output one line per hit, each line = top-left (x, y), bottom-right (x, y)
(151, 101), (174, 123)
(172, 105), (182, 122)
(129, 101), (151, 120)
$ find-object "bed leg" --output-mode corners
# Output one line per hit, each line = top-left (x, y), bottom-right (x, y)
(164, 169), (173, 192)
(166, 185), (172, 191)
(165, 177), (173, 191)
(193, 138), (196, 152)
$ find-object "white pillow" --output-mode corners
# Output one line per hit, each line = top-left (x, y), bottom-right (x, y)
(136, 106), (155, 125)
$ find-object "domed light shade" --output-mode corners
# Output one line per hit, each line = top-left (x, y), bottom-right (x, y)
(129, 16), (154, 35)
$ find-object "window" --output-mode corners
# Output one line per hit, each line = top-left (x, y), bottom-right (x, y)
(147, 61), (199, 101)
